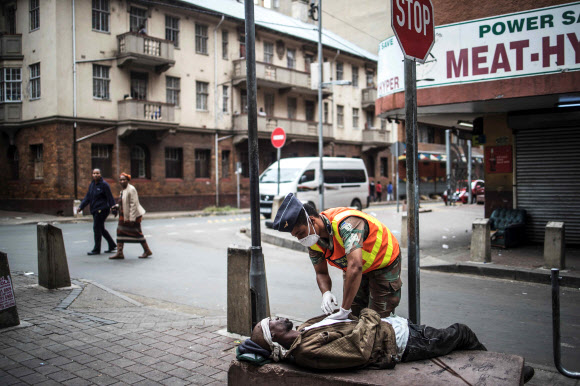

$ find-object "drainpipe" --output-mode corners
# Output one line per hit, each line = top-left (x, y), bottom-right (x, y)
(72, 0), (78, 200)
(214, 15), (225, 207)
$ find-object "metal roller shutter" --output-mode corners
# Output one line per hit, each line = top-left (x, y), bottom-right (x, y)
(515, 127), (580, 244)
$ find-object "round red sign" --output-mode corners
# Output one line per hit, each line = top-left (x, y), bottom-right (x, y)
(391, 0), (435, 63)
(271, 127), (286, 149)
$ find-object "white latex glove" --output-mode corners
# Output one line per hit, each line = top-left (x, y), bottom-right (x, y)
(324, 307), (351, 321)
(321, 291), (338, 315)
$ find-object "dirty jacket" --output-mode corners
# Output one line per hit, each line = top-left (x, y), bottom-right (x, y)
(120, 184), (146, 222)
(286, 308), (398, 370)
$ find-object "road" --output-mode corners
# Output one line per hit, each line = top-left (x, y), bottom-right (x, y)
(0, 205), (578, 369)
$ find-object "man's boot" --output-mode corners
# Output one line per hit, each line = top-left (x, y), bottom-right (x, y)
(109, 243), (124, 259)
(139, 241), (152, 258)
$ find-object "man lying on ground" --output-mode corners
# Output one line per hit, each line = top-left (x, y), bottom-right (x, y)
(237, 308), (534, 383)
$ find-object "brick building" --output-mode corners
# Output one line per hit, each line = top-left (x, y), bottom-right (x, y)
(0, 0), (397, 215)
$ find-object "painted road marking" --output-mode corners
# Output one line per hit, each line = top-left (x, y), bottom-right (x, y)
(166, 232), (179, 236)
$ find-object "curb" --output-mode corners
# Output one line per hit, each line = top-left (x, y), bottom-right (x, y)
(422, 263), (580, 288)
(243, 226), (306, 253)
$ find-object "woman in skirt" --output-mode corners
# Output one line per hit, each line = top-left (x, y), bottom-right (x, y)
(109, 172), (153, 259)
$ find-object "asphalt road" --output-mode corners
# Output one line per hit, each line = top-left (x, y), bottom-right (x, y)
(0, 207), (578, 369)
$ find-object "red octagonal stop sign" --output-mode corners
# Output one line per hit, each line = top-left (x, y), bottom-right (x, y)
(391, 0), (435, 63)
(271, 127), (286, 149)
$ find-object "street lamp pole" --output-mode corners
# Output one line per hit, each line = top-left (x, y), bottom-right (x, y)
(317, 0), (324, 211)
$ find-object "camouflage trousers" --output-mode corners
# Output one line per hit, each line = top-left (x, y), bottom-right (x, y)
(346, 255), (402, 318)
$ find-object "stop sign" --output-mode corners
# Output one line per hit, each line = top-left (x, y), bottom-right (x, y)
(271, 127), (286, 149)
(391, 0), (435, 63)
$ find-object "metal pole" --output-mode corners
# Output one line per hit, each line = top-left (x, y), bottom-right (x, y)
(404, 58), (420, 325)
(236, 162), (241, 209)
(467, 139), (472, 204)
(72, 0), (78, 200)
(445, 129), (451, 206)
(396, 141), (400, 213)
(317, 0), (325, 211)
(244, 0), (268, 322)
(277, 147), (281, 195)
(215, 133), (219, 207)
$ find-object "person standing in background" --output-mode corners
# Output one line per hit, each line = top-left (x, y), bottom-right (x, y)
(387, 181), (394, 201)
(376, 181), (383, 202)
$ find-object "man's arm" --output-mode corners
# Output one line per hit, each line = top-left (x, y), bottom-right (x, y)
(78, 184), (91, 211)
(104, 182), (116, 208)
(342, 248), (363, 310)
(313, 260), (332, 294)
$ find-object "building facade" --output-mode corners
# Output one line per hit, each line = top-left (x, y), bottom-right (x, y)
(0, 0), (397, 215)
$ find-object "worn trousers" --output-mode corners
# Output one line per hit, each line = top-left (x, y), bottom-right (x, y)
(92, 209), (116, 252)
(402, 322), (487, 362)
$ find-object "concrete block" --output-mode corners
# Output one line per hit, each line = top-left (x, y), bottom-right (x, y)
(227, 246), (252, 336)
(400, 215), (408, 248)
(271, 195), (285, 220)
(37, 223), (71, 289)
(471, 218), (491, 263)
(544, 222), (565, 269)
(228, 350), (524, 385)
(0, 251), (20, 329)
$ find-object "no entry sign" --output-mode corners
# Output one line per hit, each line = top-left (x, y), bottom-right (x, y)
(391, 0), (435, 63)
(271, 127), (286, 149)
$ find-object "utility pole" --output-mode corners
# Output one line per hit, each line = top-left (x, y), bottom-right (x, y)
(317, 0), (325, 211)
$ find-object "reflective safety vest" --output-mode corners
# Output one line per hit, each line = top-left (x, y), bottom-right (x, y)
(310, 207), (399, 273)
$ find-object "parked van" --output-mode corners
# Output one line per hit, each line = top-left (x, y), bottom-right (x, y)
(259, 157), (369, 218)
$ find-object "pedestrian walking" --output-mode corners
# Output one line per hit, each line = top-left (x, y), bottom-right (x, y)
(387, 181), (393, 201)
(77, 169), (117, 255)
(109, 173), (152, 260)
(376, 181), (383, 202)
(369, 181), (376, 202)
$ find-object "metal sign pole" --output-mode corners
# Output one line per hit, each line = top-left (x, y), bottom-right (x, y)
(405, 58), (420, 325)
(277, 147), (281, 195)
(446, 129), (451, 205)
(396, 142), (400, 213)
(244, 0), (268, 323)
(467, 139), (472, 204)
(317, 0), (325, 212)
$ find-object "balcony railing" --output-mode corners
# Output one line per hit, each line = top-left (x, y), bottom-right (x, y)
(362, 128), (392, 144)
(234, 115), (332, 138)
(118, 100), (176, 123)
(233, 59), (313, 91)
(362, 87), (377, 109)
(0, 34), (23, 60)
(116, 32), (175, 72)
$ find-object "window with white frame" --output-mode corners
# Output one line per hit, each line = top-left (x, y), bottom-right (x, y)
(29, 0), (39, 31)
(92, 0), (109, 32)
(196, 24), (208, 54)
(91, 144), (113, 178)
(196, 81), (209, 110)
(130, 145), (149, 179)
(222, 30), (229, 60)
(337, 105), (344, 127)
(0, 68), (22, 102)
(263, 42), (274, 64)
(336, 62), (343, 81)
(323, 102), (329, 124)
(31, 144), (43, 180)
(221, 150), (230, 178)
(165, 15), (179, 47)
(29, 63), (40, 100)
(166, 76), (180, 106)
(287, 49), (296, 69)
(130, 6), (147, 32)
(287, 97), (296, 119)
(222, 85), (229, 113)
(352, 65), (359, 87)
(352, 108), (359, 129)
(165, 147), (183, 178)
(366, 71), (374, 87)
(195, 149), (211, 178)
(305, 100), (315, 121)
(92, 65), (110, 100)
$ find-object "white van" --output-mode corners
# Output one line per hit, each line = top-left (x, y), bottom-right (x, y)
(259, 157), (369, 218)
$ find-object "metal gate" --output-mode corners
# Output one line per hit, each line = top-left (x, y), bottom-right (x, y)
(515, 127), (580, 244)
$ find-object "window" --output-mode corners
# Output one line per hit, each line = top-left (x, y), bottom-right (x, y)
(221, 150), (230, 178)
(130, 145), (149, 179)
(31, 144), (43, 180)
(323, 102), (329, 124)
(418, 125), (435, 143)
(195, 24), (208, 54)
(287, 97), (296, 119)
(130, 7), (147, 32)
(240, 151), (249, 177)
(264, 42), (274, 64)
(196, 81), (209, 110)
(222, 30), (229, 59)
(264, 93), (274, 116)
(165, 147), (183, 178)
(380, 157), (389, 177)
(222, 85), (229, 113)
(29, 0), (39, 31)
(92, 0), (109, 32)
(8, 146), (19, 180)
(166, 76), (180, 106)
(324, 169), (365, 183)
(366, 110), (374, 129)
(381, 119), (387, 130)
(300, 169), (315, 183)
(304, 54), (314, 72)
(352, 65), (359, 87)
(366, 71), (374, 87)
(241, 89), (247, 114)
(93, 65), (110, 100)
(195, 149), (211, 178)
(353, 108), (359, 129)
(0, 68), (22, 102)
(29, 63), (40, 100)
(305, 100), (315, 121)
(287, 49), (296, 69)
(337, 105), (344, 127)
(130, 72), (147, 100)
(165, 15), (179, 47)
(336, 62), (343, 81)
(91, 144), (113, 178)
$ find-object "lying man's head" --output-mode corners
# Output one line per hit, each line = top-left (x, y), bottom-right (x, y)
(251, 316), (297, 351)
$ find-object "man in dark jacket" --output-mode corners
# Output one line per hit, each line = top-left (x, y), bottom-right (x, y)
(77, 168), (117, 255)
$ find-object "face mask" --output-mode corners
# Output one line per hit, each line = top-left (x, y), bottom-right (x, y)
(299, 211), (320, 247)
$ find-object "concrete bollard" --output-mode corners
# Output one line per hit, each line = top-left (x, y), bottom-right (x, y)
(271, 195), (285, 221)
(544, 222), (565, 269)
(0, 251), (20, 328)
(227, 246), (253, 336)
(400, 215), (408, 248)
(37, 223), (71, 289)
(471, 218), (491, 263)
